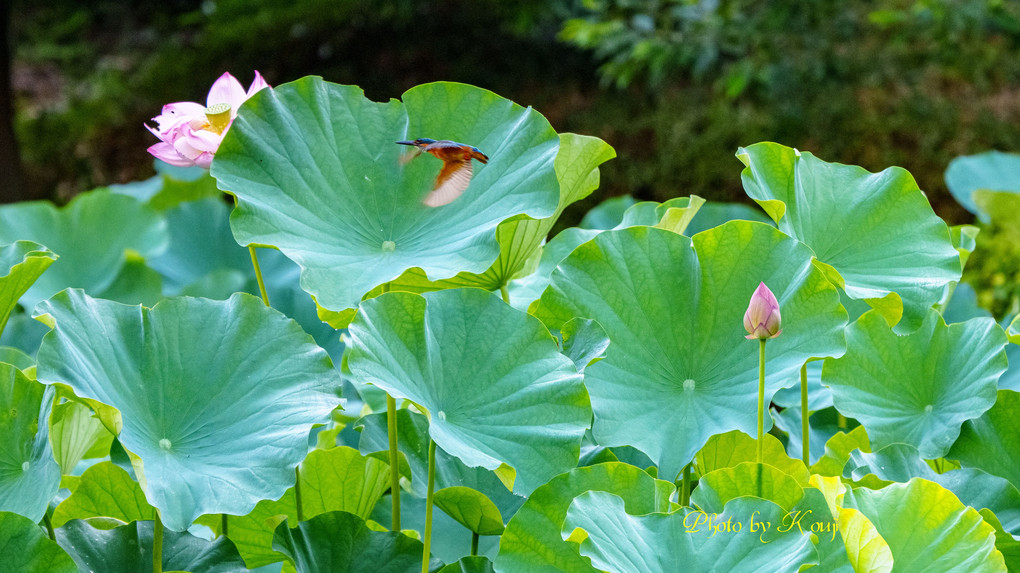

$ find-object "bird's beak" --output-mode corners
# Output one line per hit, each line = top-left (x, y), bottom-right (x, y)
(396, 140), (415, 146)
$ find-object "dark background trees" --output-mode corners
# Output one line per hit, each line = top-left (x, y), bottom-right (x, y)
(5, 0), (1020, 227)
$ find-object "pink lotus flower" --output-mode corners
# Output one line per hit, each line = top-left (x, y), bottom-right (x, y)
(146, 71), (269, 168)
(744, 282), (782, 340)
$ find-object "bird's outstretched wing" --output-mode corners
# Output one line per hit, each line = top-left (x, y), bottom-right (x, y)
(424, 158), (473, 207)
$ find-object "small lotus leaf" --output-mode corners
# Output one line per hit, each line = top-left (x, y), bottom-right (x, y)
(0, 363), (60, 521)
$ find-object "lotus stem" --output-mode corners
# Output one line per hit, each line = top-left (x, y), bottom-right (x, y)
(249, 246), (270, 306)
(422, 439), (437, 573)
(837, 412), (847, 430)
(499, 283), (509, 304)
(295, 465), (304, 522)
(680, 462), (692, 507)
(471, 532), (479, 556)
(221, 513), (228, 537)
(757, 339), (766, 465)
(231, 195), (270, 307)
(388, 394), (401, 531)
(153, 511), (164, 573)
(42, 512), (54, 541)
(800, 362), (809, 466)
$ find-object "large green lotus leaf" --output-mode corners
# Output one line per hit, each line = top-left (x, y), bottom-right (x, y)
(49, 399), (114, 474)
(51, 461), (153, 527)
(533, 222), (847, 480)
(845, 443), (1020, 534)
(945, 151), (1020, 221)
(737, 142), (961, 331)
(562, 492), (817, 573)
(211, 78), (561, 314)
(0, 363), (60, 521)
(377, 133), (615, 298)
(347, 288), (590, 495)
(494, 462), (674, 573)
(579, 195), (636, 229)
(0, 241), (57, 334)
(273, 510), (442, 573)
(0, 189), (168, 311)
(0, 347), (33, 371)
(684, 201), (773, 235)
(34, 289), (344, 531)
(695, 430), (809, 483)
(949, 390), (1020, 491)
(0, 511), (76, 573)
(56, 519), (247, 573)
(842, 478), (1006, 572)
(507, 226), (598, 310)
(358, 409), (524, 518)
(212, 491), (295, 569)
(822, 309), (1007, 458)
(691, 462), (805, 514)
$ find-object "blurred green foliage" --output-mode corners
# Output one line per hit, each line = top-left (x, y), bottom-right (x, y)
(10, 0), (1020, 228)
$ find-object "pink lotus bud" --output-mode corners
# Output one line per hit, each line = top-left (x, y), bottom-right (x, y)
(744, 282), (782, 340)
(146, 71), (270, 169)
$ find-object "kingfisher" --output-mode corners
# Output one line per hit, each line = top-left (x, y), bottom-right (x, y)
(397, 138), (489, 207)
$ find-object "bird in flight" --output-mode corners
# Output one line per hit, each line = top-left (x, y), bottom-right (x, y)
(397, 138), (489, 207)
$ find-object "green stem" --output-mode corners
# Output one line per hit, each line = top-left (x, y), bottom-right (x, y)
(42, 512), (54, 541)
(499, 283), (510, 304)
(153, 511), (164, 573)
(800, 362), (809, 466)
(249, 246), (270, 306)
(295, 465), (304, 522)
(221, 513), (228, 537)
(757, 339), (766, 465)
(422, 439), (437, 573)
(388, 394), (401, 531)
(837, 412), (848, 430)
(471, 531), (479, 557)
(935, 457), (944, 474)
(680, 463), (691, 507)
(232, 194), (270, 307)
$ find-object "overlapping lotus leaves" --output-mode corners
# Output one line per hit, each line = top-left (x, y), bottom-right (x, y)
(823, 309), (1007, 458)
(737, 142), (961, 331)
(358, 409), (524, 518)
(52, 461), (154, 527)
(944, 151), (1020, 221)
(845, 443), (1020, 534)
(691, 462), (805, 513)
(811, 426), (871, 477)
(438, 556), (495, 573)
(534, 222), (847, 480)
(273, 510), (441, 573)
(695, 430), (809, 483)
(347, 288), (590, 495)
(842, 478), (1006, 571)
(56, 519), (248, 573)
(34, 289), (344, 531)
(49, 399), (115, 474)
(0, 241), (57, 333)
(211, 78), (562, 314)
(949, 390), (1020, 491)
(377, 133), (615, 297)
(0, 363), (60, 521)
(809, 475), (894, 573)
(0, 190), (168, 311)
(562, 492), (818, 572)
(0, 511), (76, 573)
(494, 462), (675, 573)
